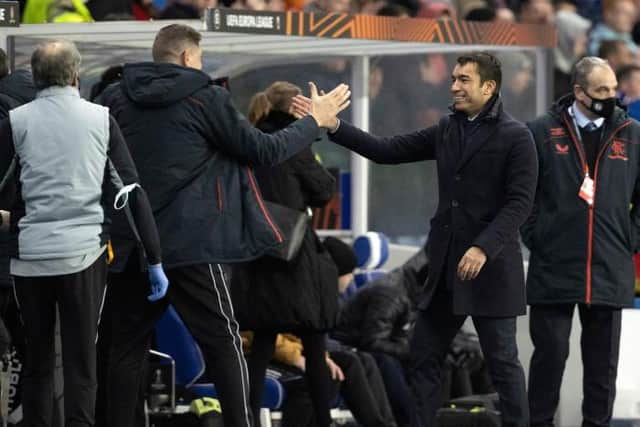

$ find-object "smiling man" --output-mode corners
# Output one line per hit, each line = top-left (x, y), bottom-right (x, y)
(299, 52), (538, 427)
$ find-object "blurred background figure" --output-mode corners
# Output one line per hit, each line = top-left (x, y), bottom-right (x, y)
(498, 52), (536, 121)
(553, 3), (591, 98)
(617, 63), (640, 120)
(598, 39), (634, 73)
(588, 0), (638, 56)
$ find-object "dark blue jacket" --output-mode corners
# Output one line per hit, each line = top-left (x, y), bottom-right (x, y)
(99, 63), (321, 269)
(330, 97), (538, 317)
(523, 95), (640, 307)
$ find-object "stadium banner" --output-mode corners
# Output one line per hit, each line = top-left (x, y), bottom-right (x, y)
(205, 8), (556, 47)
(0, 2), (19, 27)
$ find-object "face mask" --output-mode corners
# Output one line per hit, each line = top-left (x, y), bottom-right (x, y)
(581, 88), (616, 118)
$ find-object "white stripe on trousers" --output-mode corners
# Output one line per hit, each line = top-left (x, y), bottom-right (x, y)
(217, 264), (253, 420)
(208, 263), (251, 427)
(95, 283), (108, 344)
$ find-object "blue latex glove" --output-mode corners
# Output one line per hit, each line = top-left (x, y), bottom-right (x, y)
(148, 263), (169, 302)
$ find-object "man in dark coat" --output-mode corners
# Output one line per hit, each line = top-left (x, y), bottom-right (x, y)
(523, 56), (640, 427)
(97, 24), (350, 427)
(295, 51), (537, 427)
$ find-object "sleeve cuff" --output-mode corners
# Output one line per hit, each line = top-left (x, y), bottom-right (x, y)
(328, 119), (341, 135)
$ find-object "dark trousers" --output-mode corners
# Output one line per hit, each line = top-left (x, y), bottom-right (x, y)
(105, 259), (251, 427)
(408, 285), (528, 427)
(528, 304), (622, 427)
(371, 352), (413, 427)
(13, 253), (107, 427)
(248, 331), (330, 427)
(330, 350), (397, 427)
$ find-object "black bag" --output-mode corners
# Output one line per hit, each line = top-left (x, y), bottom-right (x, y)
(437, 393), (501, 427)
(263, 201), (308, 261)
(436, 407), (501, 427)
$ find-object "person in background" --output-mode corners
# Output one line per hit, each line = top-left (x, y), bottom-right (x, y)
(617, 63), (640, 120)
(597, 39), (634, 73)
(0, 47), (35, 359)
(0, 39), (165, 427)
(232, 80), (340, 427)
(588, 0), (638, 56)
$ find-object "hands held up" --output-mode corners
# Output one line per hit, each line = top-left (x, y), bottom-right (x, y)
(291, 82), (350, 130)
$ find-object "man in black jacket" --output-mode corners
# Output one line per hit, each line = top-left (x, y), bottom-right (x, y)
(295, 51), (537, 427)
(523, 57), (640, 427)
(98, 24), (350, 427)
(0, 48), (35, 357)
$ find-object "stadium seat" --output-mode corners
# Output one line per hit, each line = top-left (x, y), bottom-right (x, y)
(352, 231), (390, 288)
(153, 305), (285, 418)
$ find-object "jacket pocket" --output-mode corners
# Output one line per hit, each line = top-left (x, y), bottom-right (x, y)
(216, 177), (224, 212)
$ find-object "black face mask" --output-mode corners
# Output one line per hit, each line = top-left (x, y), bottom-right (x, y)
(580, 88), (616, 118)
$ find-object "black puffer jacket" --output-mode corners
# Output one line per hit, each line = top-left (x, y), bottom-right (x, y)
(98, 63), (321, 268)
(332, 245), (428, 359)
(0, 70), (35, 287)
(232, 110), (339, 332)
(523, 95), (640, 307)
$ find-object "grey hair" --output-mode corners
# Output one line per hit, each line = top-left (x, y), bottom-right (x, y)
(571, 56), (610, 89)
(31, 39), (81, 90)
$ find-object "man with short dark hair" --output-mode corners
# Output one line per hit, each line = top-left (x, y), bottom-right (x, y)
(617, 63), (640, 120)
(597, 39), (633, 72)
(295, 51), (537, 427)
(98, 23), (350, 427)
(524, 56), (640, 427)
(0, 39), (165, 427)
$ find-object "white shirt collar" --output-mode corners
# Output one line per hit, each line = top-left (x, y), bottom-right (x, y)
(570, 101), (605, 129)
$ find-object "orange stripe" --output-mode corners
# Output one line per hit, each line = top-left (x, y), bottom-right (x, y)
(587, 120), (632, 304)
(318, 14), (347, 37)
(309, 12), (335, 33)
(299, 11), (304, 36)
(246, 168), (283, 243)
(286, 11), (291, 35)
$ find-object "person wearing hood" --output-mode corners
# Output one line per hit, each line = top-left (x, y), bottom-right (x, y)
(523, 57), (640, 427)
(553, 5), (591, 100)
(0, 39), (165, 427)
(97, 24), (349, 427)
(0, 48), (36, 358)
(294, 51), (537, 427)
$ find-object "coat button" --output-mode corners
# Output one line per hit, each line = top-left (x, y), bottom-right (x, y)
(451, 200), (459, 207)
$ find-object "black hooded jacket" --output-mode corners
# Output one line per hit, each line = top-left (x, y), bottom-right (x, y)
(523, 95), (640, 307)
(0, 70), (35, 287)
(98, 63), (321, 268)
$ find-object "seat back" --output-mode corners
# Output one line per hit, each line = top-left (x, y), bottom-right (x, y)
(352, 232), (389, 288)
(155, 305), (205, 387)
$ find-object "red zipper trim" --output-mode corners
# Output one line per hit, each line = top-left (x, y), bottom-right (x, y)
(216, 178), (223, 211)
(246, 167), (283, 243)
(561, 113), (632, 304)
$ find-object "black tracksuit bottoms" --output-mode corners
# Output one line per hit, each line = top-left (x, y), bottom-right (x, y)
(13, 253), (108, 427)
(104, 257), (251, 427)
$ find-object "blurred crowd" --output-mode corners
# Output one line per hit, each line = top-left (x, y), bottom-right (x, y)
(13, 0), (640, 243)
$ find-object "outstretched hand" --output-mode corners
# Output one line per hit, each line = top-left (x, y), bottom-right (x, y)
(291, 82), (350, 129)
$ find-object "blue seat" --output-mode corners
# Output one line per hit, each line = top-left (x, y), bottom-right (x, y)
(352, 232), (390, 289)
(154, 305), (285, 409)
